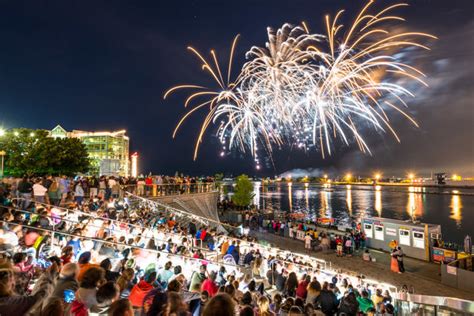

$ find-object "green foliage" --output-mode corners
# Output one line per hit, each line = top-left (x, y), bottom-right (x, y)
(0, 128), (90, 177)
(232, 174), (255, 208)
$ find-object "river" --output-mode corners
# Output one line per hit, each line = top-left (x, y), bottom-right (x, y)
(250, 183), (473, 244)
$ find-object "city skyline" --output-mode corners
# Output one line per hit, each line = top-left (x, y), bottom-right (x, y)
(0, 0), (472, 176)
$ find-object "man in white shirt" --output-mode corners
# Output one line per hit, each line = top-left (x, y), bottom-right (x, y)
(304, 233), (312, 253)
(33, 179), (48, 203)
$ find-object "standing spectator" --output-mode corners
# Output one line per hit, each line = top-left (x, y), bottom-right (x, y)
(396, 246), (405, 273)
(32, 179), (47, 204)
(304, 233), (312, 253)
(74, 181), (85, 205)
(89, 176), (99, 199)
(17, 177), (33, 210)
(59, 175), (70, 203)
(48, 180), (62, 206)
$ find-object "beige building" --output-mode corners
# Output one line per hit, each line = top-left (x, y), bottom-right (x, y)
(50, 125), (130, 176)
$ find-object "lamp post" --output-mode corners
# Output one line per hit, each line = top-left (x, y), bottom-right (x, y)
(0, 128), (5, 178)
(0, 150), (5, 178)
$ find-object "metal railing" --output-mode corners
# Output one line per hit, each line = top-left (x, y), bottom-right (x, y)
(394, 292), (474, 314)
(121, 183), (217, 198)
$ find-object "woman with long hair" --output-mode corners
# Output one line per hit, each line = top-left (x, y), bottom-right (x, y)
(285, 272), (298, 297)
(116, 268), (135, 299)
(256, 295), (275, 316)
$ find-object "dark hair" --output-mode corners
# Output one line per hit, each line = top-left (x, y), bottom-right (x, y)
(97, 281), (119, 304)
(144, 271), (157, 284)
(247, 280), (256, 292)
(100, 258), (112, 271)
(107, 297), (132, 315)
(174, 265), (182, 275)
(239, 305), (254, 316)
(165, 261), (172, 270)
(167, 279), (182, 292)
(81, 267), (105, 289)
(224, 284), (235, 297)
(241, 291), (253, 305)
(203, 293), (235, 316)
(287, 272), (298, 290)
(12, 253), (26, 264)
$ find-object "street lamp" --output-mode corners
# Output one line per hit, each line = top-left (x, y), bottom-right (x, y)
(408, 173), (415, 184)
(0, 129), (5, 178)
(0, 150), (5, 178)
(375, 173), (381, 183)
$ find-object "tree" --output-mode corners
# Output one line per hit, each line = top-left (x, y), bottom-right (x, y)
(0, 128), (90, 177)
(232, 174), (255, 208)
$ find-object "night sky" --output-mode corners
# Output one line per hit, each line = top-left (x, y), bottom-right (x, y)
(0, 0), (472, 177)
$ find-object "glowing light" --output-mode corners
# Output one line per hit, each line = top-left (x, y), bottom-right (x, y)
(0, 129), (5, 137)
(131, 152), (139, 178)
(14, 131), (19, 136)
(345, 173), (352, 181)
(450, 195), (462, 227)
(375, 188), (382, 216)
(30, 132), (35, 137)
(452, 190), (459, 194)
(451, 174), (461, 181)
(165, 1), (435, 161)
(375, 173), (381, 181)
(408, 173), (415, 181)
(375, 185), (382, 191)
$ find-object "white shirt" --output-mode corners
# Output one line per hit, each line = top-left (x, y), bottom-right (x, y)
(33, 183), (48, 196)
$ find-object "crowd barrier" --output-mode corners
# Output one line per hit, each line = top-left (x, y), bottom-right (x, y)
(122, 183), (216, 197)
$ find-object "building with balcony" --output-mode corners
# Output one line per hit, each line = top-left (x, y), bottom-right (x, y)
(50, 125), (130, 176)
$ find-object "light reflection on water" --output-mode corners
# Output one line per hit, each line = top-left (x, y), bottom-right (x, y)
(257, 183), (474, 243)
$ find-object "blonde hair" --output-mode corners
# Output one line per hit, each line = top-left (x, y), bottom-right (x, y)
(258, 296), (271, 316)
(117, 268), (135, 292)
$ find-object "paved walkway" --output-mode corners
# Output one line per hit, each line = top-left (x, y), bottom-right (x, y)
(251, 230), (474, 301)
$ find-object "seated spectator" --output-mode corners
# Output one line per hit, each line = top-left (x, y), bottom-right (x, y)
(107, 298), (134, 316)
(357, 289), (375, 314)
(129, 271), (157, 308)
(362, 249), (372, 262)
(0, 260), (58, 316)
(203, 293), (236, 316)
(201, 271), (219, 297)
(73, 266), (106, 313)
(77, 251), (100, 282)
(51, 262), (80, 300)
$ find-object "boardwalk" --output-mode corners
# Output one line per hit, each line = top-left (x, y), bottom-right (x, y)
(251, 230), (474, 301)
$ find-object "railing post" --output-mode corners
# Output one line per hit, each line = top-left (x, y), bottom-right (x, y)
(153, 184), (157, 197)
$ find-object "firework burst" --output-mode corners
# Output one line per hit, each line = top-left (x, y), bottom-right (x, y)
(165, 1), (436, 165)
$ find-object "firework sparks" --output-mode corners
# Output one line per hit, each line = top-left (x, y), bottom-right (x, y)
(165, 1), (436, 163)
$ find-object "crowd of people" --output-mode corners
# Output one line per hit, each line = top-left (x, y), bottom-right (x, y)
(0, 175), (397, 315)
(0, 174), (216, 209)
